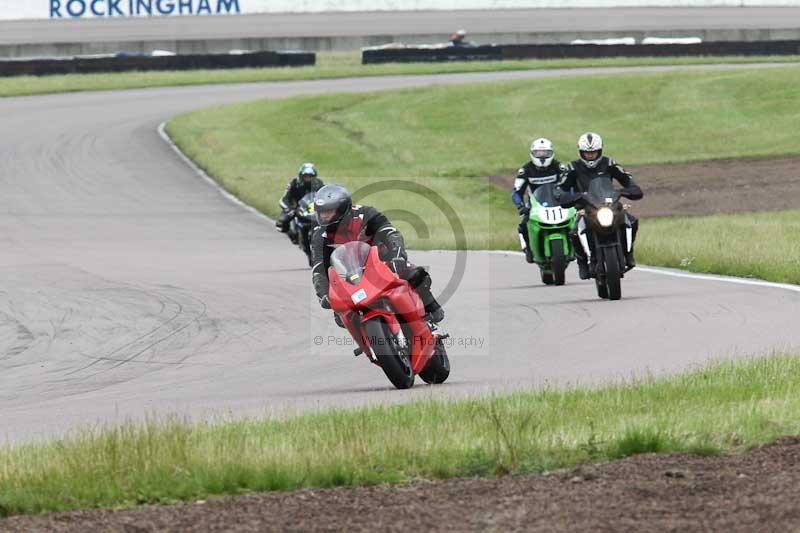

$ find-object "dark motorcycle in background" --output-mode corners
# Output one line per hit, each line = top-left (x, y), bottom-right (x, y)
(289, 192), (317, 267)
(562, 178), (636, 301)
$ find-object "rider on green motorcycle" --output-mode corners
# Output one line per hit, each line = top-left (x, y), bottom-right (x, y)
(512, 138), (567, 263)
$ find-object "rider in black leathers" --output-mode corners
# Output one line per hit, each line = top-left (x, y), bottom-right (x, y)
(275, 163), (324, 243)
(558, 132), (643, 279)
(310, 184), (445, 325)
(512, 137), (567, 264)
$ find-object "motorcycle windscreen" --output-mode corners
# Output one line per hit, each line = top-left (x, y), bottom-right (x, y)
(532, 183), (559, 207)
(330, 241), (372, 283)
(297, 192), (316, 217)
(586, 177), (620, 206)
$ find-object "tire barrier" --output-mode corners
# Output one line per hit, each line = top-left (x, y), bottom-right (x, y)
(0, 50), (315, 77)
(362, 40), (800, 64)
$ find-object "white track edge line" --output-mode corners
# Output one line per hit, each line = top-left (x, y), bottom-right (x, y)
(158, 121), (274, 224)
(158, 122), (800, 296)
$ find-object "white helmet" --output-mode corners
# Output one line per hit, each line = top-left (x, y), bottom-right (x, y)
(529, 137), (554, 169)
(577, 132), (603, 168)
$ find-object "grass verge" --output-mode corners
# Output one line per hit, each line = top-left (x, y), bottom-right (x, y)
(1, 53), (799, 98)
(167, 64), (800, 267)
(638, 211), (800, 284)
(2, 353), (799, 517)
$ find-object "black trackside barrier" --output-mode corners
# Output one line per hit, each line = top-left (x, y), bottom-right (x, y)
(362, 45), (502, 64)
(501, 40), (800, 60)
(362, 40), (800, 64)
(0, 50), (315, 77)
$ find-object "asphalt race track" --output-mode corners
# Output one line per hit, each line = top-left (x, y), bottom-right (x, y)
(2, 64), (800, 443)
(2, 7), (800, 45)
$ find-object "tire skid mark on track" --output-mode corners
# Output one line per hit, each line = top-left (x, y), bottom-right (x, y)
(72, 287), (211, 377)
(63, 287), (188, 376)
(0, 312), (36, 359)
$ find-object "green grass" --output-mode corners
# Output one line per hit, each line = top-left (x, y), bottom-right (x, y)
(167, 64), (800, 256)
(639, 211), (800, 284)
(1, 52), (799, 97)
(2, 353), (799, 517)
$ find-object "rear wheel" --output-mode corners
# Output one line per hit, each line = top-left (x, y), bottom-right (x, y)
(550, 239), (567, 286)
(364, 319), (414, 389)
(605, 249), (622, 301)
(419, 339), (450, 385)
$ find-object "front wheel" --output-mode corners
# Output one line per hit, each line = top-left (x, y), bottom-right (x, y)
(364, 318), (414, 389)
(419, 339), (450, 384)
(550, 239), (567, 286)
(604, 249), (622, 301)
(299, 227), (313, 267)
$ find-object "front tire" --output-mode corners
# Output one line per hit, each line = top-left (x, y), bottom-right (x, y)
(419, 339), (450, 384)
(550, 239), (567, 286)
(364, 318), (414, 389)
(604, 249), (622, 301)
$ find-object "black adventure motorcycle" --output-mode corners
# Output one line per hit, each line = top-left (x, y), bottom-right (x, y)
(560, 177), (636, 301)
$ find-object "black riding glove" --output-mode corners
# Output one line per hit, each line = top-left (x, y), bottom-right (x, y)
(320, 295), (331, 309)
(517, 205), (530, 216)
(389, 258), (409, 278)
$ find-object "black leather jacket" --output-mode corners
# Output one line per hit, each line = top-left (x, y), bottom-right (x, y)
(279, 177), (324, 210)
(559, 157), (643, 203)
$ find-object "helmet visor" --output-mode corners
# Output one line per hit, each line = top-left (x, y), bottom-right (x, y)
(317, 207), (338, 225)
(531, 149), (553, 159)
(580, 150), (600, 161)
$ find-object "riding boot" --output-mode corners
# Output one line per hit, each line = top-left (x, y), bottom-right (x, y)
(518, 220), (534, 264)
(571, 232), (590, 280)
(416, 277), (445, 323)
(625, 216), (639, 271)
(275, 210), (291, 233)
(524, 247), (534, 264)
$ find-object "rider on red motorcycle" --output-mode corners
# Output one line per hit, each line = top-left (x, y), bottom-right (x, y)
(310, 184), (445, 324)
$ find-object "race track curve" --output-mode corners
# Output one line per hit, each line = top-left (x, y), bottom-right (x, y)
(2, 64), (799, 443)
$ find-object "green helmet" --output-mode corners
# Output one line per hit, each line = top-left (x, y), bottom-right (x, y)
(298, 163), (318, 179)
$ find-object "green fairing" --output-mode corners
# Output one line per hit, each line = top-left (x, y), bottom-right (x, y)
(526, 194), (577, 278)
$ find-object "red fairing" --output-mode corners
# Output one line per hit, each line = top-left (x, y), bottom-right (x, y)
(328, 246), (436, 374)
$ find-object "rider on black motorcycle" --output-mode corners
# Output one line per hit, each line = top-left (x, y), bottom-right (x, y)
(310, 184), (445, 324)
(512, 137), (567, 264)
(558, 132), (643, 279)
(275, 163), (324, 243)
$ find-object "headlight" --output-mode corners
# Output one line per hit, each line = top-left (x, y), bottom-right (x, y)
(597, 207), (614, 227)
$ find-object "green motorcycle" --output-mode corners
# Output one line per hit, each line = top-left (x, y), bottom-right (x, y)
(525, 183), (577, 285)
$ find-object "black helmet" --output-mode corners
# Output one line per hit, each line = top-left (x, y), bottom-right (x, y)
(314, 184), (351, 229)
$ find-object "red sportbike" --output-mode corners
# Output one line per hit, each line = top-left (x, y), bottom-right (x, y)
(327, 241), (450, 389)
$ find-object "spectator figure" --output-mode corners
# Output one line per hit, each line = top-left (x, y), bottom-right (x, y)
(450, 29), (476, 47)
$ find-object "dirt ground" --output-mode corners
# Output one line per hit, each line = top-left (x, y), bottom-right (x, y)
(489, 155), (800, 217)
(4, 437), (800, 532)
(3, 156), (800, 532)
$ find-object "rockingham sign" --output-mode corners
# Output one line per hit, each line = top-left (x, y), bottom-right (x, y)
(49, 0), (239, 17)
(0, 0), (799, 20)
